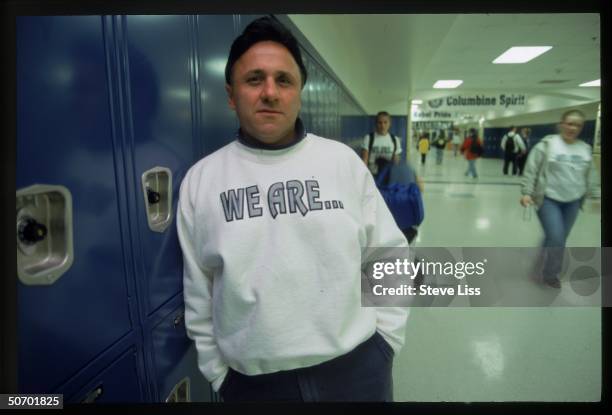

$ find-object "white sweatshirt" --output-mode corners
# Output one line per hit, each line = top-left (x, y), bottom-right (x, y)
(177, 133), (410, 392)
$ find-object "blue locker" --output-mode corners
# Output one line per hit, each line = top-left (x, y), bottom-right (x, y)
(304, 57), (315, 133)
(123, 14), (195, 317)
(16, 16), (138, 395)
(69, 348), (144, 403)
(322, 75), (330, 137)
(150, 300), (210, 402)
(312, 63), (322, 136)
(196, 15), (240, 156)
(299, 49), (312, 131)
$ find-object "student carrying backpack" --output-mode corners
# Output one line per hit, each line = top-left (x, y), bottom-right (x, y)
(500, 126), (525, 175)
(360, 111), (402, 175)
(433, 130), (447, 165)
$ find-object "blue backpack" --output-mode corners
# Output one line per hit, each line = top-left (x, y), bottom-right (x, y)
(375, 163), (424, 230)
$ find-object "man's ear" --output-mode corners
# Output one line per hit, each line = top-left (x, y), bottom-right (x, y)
(225, 84), (236, 110)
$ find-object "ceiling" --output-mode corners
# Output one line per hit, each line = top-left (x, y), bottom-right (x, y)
(287, 14), (601, 120)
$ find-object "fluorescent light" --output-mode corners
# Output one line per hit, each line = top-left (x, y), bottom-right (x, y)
(493, 46), (552, 64)
(579, 79), (600, 87)
(433, 80), (463, 89)
(412, 99), (423, 104)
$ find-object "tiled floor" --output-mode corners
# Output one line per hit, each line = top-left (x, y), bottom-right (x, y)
(393, 150), (601, 401)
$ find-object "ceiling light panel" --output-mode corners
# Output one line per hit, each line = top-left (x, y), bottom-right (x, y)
(493, 46), (552, 64)
(433, 80), (463, 89)
(579, 79), (600, 87)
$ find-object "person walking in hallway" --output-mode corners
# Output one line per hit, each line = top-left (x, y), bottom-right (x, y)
(501, 126), (526, 175)
(516, 127), (531, 176)
(418, 133), (430, 165)
(520, 110), (599, 288)
(433, 130), (447, 165)
(461, 128), (483, 179)
(361, 111), (402, 176)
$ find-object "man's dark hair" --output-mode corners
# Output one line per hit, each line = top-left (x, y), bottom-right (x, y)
(376, 111), (391, 120)
(225, 16), (308, 88)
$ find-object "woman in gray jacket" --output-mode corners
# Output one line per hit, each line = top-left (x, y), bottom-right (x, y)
(520, 109), (598, 288)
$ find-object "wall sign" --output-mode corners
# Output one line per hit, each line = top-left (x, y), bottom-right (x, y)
(427, 94), (528, 109)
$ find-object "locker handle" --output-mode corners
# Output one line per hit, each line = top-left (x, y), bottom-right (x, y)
(147, 188), (161, 204)
(82, 385), (103, 403)
(141, 166), (173, 233)
(173, 312), (184, 328)
(16, 184), (74, 285)
(18, 217), (48, 245)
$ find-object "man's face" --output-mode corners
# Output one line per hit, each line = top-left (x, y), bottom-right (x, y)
(559, 114), (584, 142)
(226, 41), (302, 146)
(376, 115), (391, 135)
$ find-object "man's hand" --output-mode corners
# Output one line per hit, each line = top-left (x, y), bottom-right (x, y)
(520, 195), (533, 207)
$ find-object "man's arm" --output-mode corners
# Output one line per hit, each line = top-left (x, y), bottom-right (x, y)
(176, 172), (229, 392)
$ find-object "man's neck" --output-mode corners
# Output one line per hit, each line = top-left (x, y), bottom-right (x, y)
(237, 118), (306, 150)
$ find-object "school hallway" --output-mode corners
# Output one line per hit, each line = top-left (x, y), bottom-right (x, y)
(392, 148), (601, 401)
(11, 12), (603, 404)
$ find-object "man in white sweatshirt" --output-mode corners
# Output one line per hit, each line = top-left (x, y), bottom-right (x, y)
(176, 16), (410, 402)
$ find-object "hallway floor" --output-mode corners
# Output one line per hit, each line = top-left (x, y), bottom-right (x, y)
(393, 150), (601, 401)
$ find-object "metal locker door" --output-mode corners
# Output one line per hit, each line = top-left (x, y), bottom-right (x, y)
(299, 50), (312, 132)
(150, 302), (210, 403)
(69, 348), (144, 403)
(196, 15), (241, 157)
(123, 15), (198, 315)
(16, 16), (135, 393)
(311, 61), (323, 136)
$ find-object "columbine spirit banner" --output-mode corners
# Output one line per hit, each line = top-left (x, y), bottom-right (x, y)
(427, 94), (528, 110)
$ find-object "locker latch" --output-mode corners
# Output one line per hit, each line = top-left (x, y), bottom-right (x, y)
(141, 167), (173, 233)
(16, 184), (74, 285)
(18, 217), (48, 245)
(82, 385), (103, 403)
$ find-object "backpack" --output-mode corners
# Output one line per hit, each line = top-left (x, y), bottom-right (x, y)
(436, 138), (445, 147)
(504, 134), (515, 154)
(470, 137), (484, 156)
(376, 164), (424, 229)
(368, 132), (397, 163)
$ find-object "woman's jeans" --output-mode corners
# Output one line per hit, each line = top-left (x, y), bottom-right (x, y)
(536, 196), (581, 280)
(465, 159), (477, 177)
